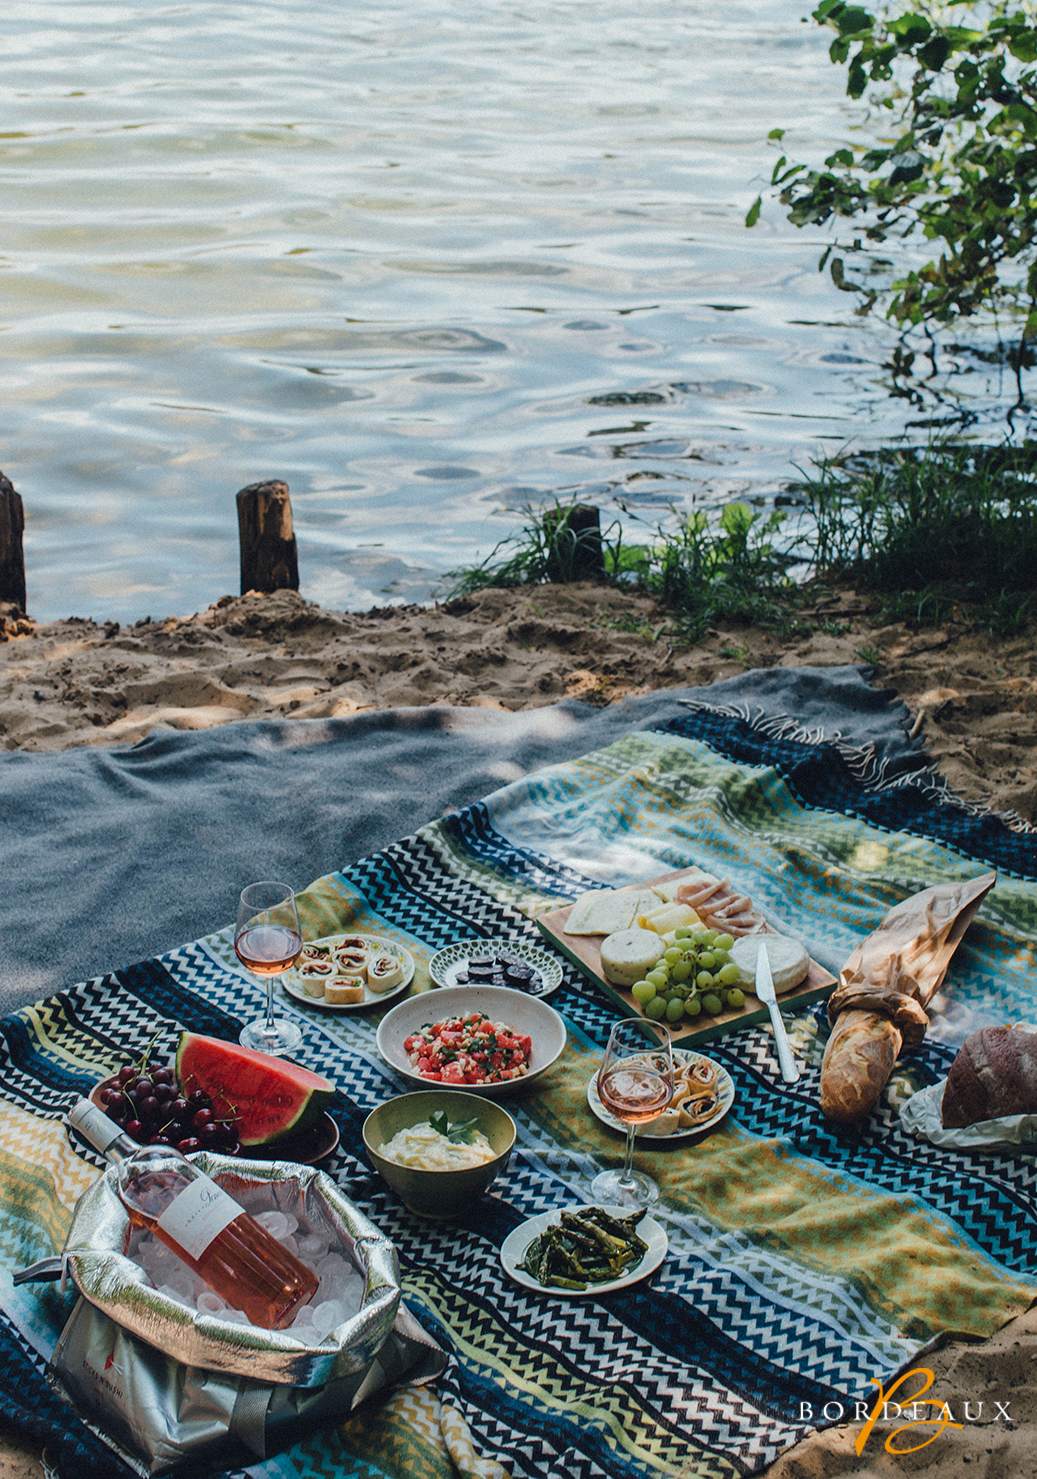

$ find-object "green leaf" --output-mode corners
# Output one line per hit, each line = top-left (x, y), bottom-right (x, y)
(767, 128), (785, 141)
(915, 35), (950, 70)
(745, 195), (762, 228)
(429, 1110), (480, 1144)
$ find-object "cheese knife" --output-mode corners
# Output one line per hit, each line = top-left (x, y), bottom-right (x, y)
(755, 939), (800, 1084)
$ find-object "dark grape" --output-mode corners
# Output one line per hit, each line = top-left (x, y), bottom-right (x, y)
(139, 1095), (160, 1119)
(99, 1086), (122, 1108)
(154, 1083), (175, 1104)
(117, 1066), (136, 1086)
(151, 1067), (175, 1086)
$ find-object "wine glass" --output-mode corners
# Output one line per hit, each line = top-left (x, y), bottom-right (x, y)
(591, 1017), (673, 1208)
(235, 881), (304, 1057)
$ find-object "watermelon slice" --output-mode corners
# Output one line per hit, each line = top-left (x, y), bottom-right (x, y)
(176, 1031), (334, 1146)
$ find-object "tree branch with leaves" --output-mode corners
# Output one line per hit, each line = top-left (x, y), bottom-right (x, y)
(748, 3), (1037, 403)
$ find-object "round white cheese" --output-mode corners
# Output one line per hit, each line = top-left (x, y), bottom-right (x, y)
(599, 928), (665, 987)
(730, 934), (809, 995)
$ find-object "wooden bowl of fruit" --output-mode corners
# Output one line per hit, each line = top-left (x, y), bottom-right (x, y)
(90, 1031), (340, 1165)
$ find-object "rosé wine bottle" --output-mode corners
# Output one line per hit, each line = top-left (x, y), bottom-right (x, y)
(68, 1099), (317, 1329)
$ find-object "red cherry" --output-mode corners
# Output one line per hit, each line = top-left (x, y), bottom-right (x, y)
(187, 1090), (210, 1107)
(125, 1119), (144, 1140)
(148, 1134), (173, 1146)
(192, 1108), (214, 1130)
(222, 1139), (241, 1157)
(177, 1137), (202, 1154)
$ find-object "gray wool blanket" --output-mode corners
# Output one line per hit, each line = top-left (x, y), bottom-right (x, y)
(0, 664), (915, 1012)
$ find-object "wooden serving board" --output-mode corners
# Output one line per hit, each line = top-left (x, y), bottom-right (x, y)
(536, 868), (837, 1047)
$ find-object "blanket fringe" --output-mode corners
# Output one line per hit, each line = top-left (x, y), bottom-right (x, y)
(678, 699), (1037, 836)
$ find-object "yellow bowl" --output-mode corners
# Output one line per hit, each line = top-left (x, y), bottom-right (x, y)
(362, 1091), (516, 1219)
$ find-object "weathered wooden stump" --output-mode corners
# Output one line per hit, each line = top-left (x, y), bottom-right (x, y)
(0, 471), (26, 613)
(236, 480), (299, 596)
(543, 503), (604, 582)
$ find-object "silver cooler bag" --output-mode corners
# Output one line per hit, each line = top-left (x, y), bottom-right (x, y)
(25, 1152), (446, 1476)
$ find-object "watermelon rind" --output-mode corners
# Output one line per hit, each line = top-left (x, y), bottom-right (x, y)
(175, 1032), (334, 1145)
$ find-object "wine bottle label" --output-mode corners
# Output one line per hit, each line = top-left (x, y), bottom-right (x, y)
(156, 1176), (242, 1260)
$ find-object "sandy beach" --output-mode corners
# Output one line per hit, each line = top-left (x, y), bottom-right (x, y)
(1, 581), (1034, 1477)
(1, 582), (1035, 824)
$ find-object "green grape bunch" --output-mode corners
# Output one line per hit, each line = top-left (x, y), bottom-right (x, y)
(630, 926), (745, 1024)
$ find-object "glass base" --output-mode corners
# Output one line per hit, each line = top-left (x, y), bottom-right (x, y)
(239, 1016), (303, 1057)
(589, 1168), (660, 1209)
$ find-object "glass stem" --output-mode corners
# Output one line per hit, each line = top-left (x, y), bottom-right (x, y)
(620, 1123), (636, 1186)
(264, 976), (276, 1031)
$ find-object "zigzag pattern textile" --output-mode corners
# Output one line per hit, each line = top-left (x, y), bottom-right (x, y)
(1, 702), (1036, 1479)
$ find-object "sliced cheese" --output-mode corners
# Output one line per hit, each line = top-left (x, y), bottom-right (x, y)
(564, 887), (661, 937)
(650, 878), (686, 904)
(730, 934), (810, 995)
(599, 928), (665, 987)
(637, 903), (699, 935)
(564, 888), (637, 936)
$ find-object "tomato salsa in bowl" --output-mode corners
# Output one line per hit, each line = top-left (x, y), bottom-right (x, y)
(377, 985), (567, 1098)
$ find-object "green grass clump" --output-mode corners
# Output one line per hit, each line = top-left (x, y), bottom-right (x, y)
(792, 444), (1037, 635)
(447, 497), (797, 641)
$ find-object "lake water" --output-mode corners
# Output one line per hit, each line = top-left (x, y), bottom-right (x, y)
(0, 0), (1005, 622)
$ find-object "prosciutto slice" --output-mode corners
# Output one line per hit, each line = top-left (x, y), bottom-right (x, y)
(675, 871), (767, 937)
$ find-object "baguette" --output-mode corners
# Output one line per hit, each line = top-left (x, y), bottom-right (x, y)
(819, 872), (996, 1124)
(820, 1010), (902, 1123)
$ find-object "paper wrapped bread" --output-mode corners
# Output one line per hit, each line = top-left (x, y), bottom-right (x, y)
(820, 871), (996, 1124)
(941, 1026), (1037, 1128)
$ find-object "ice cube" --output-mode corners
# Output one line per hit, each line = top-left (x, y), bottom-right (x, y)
(255, 1210), (291, 1240)
(196, 1291), (226, 1315)
(297, 1233), (329, 1261)
(311, 1299), (346, 1337)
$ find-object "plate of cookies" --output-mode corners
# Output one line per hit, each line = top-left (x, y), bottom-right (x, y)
(282, 933), (415, 1012)
(587, 1048), (735, 1140)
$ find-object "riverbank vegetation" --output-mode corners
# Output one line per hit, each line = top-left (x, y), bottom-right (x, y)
(448, 441), (1037, 641)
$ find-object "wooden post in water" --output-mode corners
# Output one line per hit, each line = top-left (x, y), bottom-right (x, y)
(544, 503), (604, 582)
(236, 480), (299, 596)
(0, 471), (26, 613)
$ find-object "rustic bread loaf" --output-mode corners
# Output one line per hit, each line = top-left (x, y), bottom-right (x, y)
(941, 1025), (1037, 1127)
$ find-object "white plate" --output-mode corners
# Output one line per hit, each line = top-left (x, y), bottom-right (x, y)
(587, 1048), (734, 1140)
(428, 939), (563, 998)
(376, 984), (567, 1097)
(501, 1204), (668, 1296)
(282, 932), (415, 1012)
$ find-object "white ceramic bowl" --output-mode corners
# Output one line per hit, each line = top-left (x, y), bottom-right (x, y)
(375, 985), (567, 1097)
